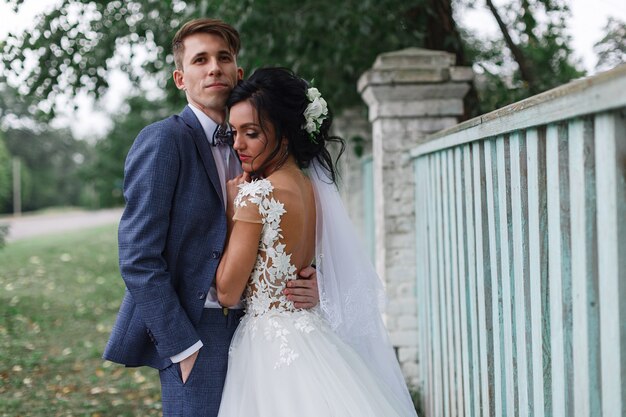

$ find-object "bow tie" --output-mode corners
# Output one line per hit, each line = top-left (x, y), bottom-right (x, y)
(212, 124), (234, 147)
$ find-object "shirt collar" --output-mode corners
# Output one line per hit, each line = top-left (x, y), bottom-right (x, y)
(188, 104), (220, 141)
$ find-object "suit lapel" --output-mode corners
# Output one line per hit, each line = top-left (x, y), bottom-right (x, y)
(180, 106), (225, 208)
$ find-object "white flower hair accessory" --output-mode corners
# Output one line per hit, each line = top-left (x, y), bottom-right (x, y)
(302, 87), (328, 143)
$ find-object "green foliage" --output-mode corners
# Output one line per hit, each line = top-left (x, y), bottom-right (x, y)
(229, 0), (423, 110)
(2, 126), (93, 213)
(81, 95), (170, 207)
(0, 225), (161, 414)
(0, 134), (11, 210)
(0, 224), (8, 250)
(2, 0), (424, 118)
(409, 385), (424, 416)
(594, 17), (626, 72)
(2, 0), (589, 132)
(0, 79), (32, 122)
(462, 0), (585, 113)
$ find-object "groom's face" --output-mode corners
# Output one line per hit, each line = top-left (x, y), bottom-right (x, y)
(173, 32), (243, 123)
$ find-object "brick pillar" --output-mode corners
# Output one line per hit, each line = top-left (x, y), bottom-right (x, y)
(358, 47), (473, 384)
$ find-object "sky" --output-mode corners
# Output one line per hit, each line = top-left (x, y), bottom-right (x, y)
(1, 0), (625, 138)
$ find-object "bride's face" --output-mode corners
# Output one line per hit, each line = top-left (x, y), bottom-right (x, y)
(230, 100), (279, 176)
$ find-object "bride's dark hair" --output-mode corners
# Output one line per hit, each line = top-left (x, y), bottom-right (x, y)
(226, 67), (344, 183)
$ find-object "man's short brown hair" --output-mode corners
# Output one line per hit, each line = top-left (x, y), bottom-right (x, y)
(172, 18), (241, 70)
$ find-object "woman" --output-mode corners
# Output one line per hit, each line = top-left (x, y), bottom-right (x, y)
(216, 67), (417, 417)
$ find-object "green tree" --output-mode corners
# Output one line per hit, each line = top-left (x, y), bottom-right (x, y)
(0, 133), (11, 212)
(1, 0), (432, 118)
(2, 0), (584, 119)
(594, 17), (626, 72)
(80, 95), (170, 207)
(2, 126), (92, 212)
(462, 0), (585, 113)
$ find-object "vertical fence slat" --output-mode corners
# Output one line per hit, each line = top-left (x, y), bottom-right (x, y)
(569, 119), (591, 417)
(425, 158), (435, 417)
(442, 151), (456, 417)
(448, 150), (464, 417)
(434, 152), (446, 417)
(455, 147), (473, 417)
(472, 141), (493, 417)
(496, 136), (517, 417)
(425, 155), (435, 416)
(583, 117), (602, 417)
(526, 127), (548, 417)
(485, 139), (504, 417)
(511, 132), (530, 417)
(414, 157), (429, 414)
(595, 112), (624, 417)
(464, 145), (481, 417)
(424, 156), (435, 417)
(547, 123), (567, 417)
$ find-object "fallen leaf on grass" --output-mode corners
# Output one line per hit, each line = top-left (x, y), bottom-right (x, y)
(132, 371), (146, 383)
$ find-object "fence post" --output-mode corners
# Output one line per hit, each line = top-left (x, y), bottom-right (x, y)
(12, 157), (21, 217)
(358, 48), (472, 385)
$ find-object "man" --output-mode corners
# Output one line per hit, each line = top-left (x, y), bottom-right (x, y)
(103, 18), (318, 417)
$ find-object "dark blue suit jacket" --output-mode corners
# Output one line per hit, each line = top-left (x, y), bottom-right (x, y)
(103, 106), (227, 369)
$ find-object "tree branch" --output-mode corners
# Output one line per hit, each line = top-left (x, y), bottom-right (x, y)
(485, 0), (539, 91)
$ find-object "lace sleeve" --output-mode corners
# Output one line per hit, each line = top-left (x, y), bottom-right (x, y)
(233, 195), (263, 224)
(232, 179), (274, 224)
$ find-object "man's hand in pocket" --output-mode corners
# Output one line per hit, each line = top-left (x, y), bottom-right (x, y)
(180, 350), (199, 383)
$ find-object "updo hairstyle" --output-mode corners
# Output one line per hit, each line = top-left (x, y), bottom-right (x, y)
(226, 67), (344, 183)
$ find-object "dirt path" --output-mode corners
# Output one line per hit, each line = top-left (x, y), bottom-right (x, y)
(0, 208), (124, 242)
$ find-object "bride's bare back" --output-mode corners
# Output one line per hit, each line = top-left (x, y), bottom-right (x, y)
(265, 166), (316, 272)
(229, 165), (316, 315)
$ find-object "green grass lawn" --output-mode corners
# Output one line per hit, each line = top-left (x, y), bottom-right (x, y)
(0, 225), (161, 417)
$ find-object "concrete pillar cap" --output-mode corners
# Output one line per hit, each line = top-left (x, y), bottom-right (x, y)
(372, 47), (456, 70)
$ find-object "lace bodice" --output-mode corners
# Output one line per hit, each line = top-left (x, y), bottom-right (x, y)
(234, 178), (299, 317)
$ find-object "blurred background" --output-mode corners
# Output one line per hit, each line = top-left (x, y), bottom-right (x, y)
(0, 0), (626, 219)
(0, 0), (624, 218)
(0, 0), (624, 415)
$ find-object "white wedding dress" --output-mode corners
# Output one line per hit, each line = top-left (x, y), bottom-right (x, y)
(217, 168), (417, 417)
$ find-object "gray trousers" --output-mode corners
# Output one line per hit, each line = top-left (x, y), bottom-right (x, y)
(159, 308), (244, 417)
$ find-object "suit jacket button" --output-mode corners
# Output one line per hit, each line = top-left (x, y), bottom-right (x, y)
(197, 291), (206, 300)
(211, 250), (221, 259)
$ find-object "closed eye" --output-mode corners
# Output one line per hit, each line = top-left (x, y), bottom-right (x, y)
(219, 52), (234, 62)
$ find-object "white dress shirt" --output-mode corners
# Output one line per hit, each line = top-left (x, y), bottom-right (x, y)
(171, 105), (244, 363)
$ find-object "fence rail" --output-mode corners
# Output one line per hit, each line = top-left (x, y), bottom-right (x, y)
(411, 65), (626, 417)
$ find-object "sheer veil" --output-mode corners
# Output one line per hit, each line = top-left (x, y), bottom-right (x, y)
(308, 160), (418, 417)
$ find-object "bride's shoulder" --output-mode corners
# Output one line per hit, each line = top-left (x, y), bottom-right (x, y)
(265, 171), (306, 199)
(239, 177), (274, 195)
(234, 178), (274, 208)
